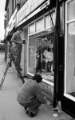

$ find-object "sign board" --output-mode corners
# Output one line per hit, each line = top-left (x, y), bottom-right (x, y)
(16, 0), (50, 26)
(6, 8), (17, 36)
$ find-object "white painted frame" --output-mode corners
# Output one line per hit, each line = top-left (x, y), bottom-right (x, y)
(64, 0), (75, 101)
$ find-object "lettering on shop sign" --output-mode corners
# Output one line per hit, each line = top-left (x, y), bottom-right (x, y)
(17, 0), (50, 25)
(6, 9), (17, 35)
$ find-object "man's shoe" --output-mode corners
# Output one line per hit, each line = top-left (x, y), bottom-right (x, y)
(20, 76), (25, 83)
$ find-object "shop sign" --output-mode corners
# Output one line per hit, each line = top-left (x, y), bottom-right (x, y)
(16, 0), (50, 26)
(6, 8), (17, 35)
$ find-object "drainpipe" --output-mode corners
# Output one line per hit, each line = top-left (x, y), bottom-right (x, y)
(53, 0), (60, 108)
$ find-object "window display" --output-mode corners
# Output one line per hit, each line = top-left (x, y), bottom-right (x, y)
(36, 36), (53, 73)
(28, 32), (54, 82)
(28, 11), (55, 82)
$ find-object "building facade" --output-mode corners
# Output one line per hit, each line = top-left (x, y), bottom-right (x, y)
(4, 0), (17, 61)
(16, 0), (55, 102)
(4, 0), (75, 118)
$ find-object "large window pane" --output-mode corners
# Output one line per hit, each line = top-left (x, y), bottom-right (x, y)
(36, 18), (44, 32)
(68, 22), (75, 34)
(28, 33), (54, 82)
(45, 15), (52, 29)
(29, 23), (35, 34)
(67, 0), (75, 21)
(45, 12), (56, 30)
(65, 22), (75, 95)
(28, 38), (37, 74)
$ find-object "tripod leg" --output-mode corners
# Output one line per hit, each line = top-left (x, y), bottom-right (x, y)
(0, 63), (10, 88)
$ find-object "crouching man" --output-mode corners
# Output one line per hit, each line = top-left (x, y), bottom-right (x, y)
(17, 73), (46, 117)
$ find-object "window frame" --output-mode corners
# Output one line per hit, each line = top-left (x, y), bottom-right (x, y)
(64, 0), (75, 101)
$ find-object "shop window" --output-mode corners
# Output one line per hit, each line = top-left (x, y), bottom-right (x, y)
(28, 32), (54, 82)
(45, 15), (52, 30)
(28, 37), (39, 74)
(67, 0), (75, 21)
(36, 36), (54, 74)
(36, 18), (44, 32)
(65, 0), (75, 100)
(52, 11), (56, 26)
(45, 12), (56, 30)
(29, 23), (35, 35)
(45, 10), (56, 31)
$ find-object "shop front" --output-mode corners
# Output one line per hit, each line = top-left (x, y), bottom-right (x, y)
(16, 0), (51, 76)
(26, 0), (66, 107)
(27, 11), (56, 100)
(11, 0), (75, 117)
(26, 0), (75, 117)
(16, 0), (57, 102)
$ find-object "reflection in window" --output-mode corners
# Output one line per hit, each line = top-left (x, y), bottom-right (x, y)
(36, 36), (53, 74)
(28, 33), (54, 82)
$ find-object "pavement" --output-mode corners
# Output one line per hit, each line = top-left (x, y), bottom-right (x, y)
(0, 53), (74, 120)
